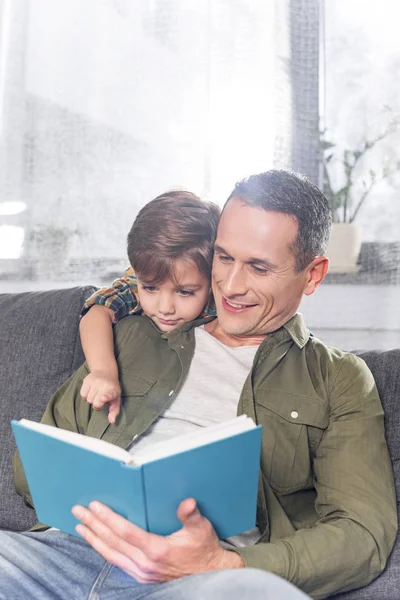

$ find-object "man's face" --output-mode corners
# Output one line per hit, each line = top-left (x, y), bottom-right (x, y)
(212, 199), (317, 339)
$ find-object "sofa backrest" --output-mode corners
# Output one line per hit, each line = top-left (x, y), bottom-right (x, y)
(331, 351), (400, 597)
(1, 290), (399, 598)
(355, 349), (400, 502)
(0, 286), (96, 531)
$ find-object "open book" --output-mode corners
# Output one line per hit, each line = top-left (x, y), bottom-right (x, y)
(12, 415), (262, 539)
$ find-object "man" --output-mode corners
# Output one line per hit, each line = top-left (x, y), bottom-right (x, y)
(3, 171), (397, 600)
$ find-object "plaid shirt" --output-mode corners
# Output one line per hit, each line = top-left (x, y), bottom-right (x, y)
(81, 266), (216, 322)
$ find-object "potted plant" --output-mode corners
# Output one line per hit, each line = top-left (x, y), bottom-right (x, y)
(321, 109), (400, 272)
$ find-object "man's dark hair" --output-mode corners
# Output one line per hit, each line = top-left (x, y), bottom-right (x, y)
(225, 169), (332, 272)
(127, 190), (220, 284)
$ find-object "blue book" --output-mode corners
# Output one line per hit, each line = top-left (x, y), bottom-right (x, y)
(11, 416), (262, 539)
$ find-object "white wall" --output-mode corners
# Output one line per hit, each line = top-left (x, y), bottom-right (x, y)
(299, 284), (400, 349)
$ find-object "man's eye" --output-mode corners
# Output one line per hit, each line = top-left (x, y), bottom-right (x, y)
(142, 285), (157, 292)
(178, 290), (195, 297)
(219, 254), (232, 262)
(251, 265), (268, 274)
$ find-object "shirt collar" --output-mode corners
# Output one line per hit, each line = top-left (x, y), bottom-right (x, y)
(282, 313), (310, 349)
(161, 315), (215, 338)
(161, 313), (310, 349)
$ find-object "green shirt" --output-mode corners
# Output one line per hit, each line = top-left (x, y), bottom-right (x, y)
(13, 313), (397, 599)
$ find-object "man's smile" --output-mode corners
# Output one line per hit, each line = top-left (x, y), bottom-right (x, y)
(222, 297), (257, 313)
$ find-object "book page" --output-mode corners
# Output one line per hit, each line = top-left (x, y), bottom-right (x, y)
(17, 415), (256, 467)
(132, 415), (255, 465)
(18, 419), (133, 464)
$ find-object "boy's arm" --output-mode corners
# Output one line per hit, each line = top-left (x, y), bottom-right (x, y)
(79, 305), (121, 423)
(81, 266), (141, 322)
(80, 267), (141, 422)
(80, 305), (116, 376)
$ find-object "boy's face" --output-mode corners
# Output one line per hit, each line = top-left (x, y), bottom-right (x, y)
(137, 259), (210, 332)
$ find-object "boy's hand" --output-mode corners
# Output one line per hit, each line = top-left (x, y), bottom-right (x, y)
(80, 371), (121, 424)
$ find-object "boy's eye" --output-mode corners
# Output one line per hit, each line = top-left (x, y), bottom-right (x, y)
(177, 290), (195, 297)
(142, 285), (157, 292)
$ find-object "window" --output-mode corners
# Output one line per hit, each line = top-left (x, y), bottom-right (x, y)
(299, 0), (400, 349)
(0, 0), (292, 290)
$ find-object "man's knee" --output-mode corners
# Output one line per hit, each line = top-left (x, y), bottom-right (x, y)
(183, 569), (309, 599)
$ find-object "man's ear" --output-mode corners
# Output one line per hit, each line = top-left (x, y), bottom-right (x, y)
(303, 256), (329, 296)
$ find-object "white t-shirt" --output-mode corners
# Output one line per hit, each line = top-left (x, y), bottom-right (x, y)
(130, 326), (261, 548)
(131, 326), (258, 454)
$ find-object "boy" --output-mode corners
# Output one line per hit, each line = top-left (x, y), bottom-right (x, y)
(79, 190), (219, 423)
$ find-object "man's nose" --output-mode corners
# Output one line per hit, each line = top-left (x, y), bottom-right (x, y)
(224, 265), (247, 297)
(158, 293), (175, 315)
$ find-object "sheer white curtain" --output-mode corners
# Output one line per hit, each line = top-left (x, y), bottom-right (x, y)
(299, 0), (400, 350)
(0, 0), (291, 290)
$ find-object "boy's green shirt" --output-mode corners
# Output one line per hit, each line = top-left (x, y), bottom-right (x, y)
(13, 313), (397, 600)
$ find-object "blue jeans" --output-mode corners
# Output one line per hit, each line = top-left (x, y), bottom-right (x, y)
(0, 529), (310, 600)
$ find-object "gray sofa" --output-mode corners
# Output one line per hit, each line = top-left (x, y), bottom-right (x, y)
(0, 286), (399, 599)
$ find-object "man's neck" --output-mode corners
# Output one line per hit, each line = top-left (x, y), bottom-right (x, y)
(204, 319), (266, 348)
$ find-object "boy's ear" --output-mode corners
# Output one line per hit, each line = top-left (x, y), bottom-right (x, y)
(303, 256), (329, 296)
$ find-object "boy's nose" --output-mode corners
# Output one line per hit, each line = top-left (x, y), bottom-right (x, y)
(158, 295), (175, 316)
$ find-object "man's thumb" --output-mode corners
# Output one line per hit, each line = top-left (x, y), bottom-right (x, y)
(177, 498), (202, 527)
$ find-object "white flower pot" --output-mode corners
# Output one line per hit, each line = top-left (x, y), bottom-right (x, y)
(326, 223), (362, 273)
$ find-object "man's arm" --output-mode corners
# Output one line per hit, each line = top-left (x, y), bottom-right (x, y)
(12, 317), (145, 509)
(13, 364), (91, 507)
(232, 353), (397, 598)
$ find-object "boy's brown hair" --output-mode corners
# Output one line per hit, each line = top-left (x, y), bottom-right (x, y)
(127, 190), (220, 285)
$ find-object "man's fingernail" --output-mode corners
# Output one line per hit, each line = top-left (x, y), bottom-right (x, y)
(72, 505), (84, 518)
(89, 501), (102, 513)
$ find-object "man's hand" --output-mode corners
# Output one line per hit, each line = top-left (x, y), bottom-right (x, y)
(72, 498), (244, 583)
(80, 371), (121, 424)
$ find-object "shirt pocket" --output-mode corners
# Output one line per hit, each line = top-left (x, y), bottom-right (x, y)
(255, 390), (329, 494)
(119, 371), (156, 399)
(118, 371), (158, 418)
(87, 373), (157, 436)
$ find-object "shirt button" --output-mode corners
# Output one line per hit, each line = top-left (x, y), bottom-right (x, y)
(169, 390), (174, 397)
(291, 411), (299, 419)
(180, 345), (184, 349)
